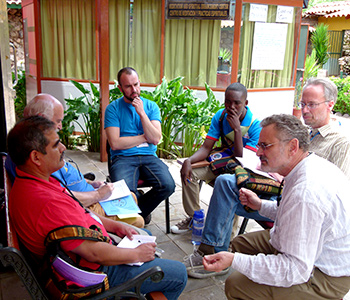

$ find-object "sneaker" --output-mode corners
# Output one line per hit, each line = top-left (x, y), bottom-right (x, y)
(183, 249), (230, 279)
(170, 217), (192, 234)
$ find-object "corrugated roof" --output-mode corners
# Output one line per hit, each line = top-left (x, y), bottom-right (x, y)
(303, 0), (350, 18)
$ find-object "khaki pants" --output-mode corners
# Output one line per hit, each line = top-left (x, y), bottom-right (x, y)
(88, 192), (144, 228)
(182, 165), (217, 216)
(226, 229), (350, 300)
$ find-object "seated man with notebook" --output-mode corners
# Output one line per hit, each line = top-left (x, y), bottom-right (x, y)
(5, 93), (144, 227)
(7, 116), (187, 299)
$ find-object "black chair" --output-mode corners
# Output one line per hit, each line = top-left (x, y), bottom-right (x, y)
(106, 142), (170, 234)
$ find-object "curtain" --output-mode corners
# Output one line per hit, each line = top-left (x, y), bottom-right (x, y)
(164, 19), (221, 87)
(239, 4), (296, 88)
(109, 0), (130, 81)
(130, 0), (161, 84)
(41, 0), (96, 79)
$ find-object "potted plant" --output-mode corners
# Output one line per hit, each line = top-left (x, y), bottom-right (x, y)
(293, 49), (321, 118)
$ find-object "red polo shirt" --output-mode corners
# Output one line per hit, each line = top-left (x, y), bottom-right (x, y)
(9, 168), (110, 270)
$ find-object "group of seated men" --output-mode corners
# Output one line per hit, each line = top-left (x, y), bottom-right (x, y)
(6, 66), (350, 299)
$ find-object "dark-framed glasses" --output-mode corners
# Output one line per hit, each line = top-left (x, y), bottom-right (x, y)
(297, 101), (329, 110)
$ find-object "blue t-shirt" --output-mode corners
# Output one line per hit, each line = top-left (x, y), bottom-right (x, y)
(207, 107), (261, 150)
(104, 97), (161, 159)
(52, 162), (94, 192)
(5, 155), (94, 192)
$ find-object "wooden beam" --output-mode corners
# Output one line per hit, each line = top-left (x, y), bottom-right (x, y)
(97, 0), (109, 162)
(231, 0), (243, 83)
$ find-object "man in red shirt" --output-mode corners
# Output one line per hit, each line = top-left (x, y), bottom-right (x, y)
(7, 116), (187, 299)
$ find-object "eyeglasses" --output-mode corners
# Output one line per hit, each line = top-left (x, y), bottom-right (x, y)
(257, 139), (291, 151)
(297, 101), (329, 110)
(256, 141), (279, 151)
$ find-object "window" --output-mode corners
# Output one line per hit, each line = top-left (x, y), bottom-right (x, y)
(238, 3), (300, 88)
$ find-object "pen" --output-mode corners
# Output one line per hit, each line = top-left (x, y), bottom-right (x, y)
(186, 178), (191, 184)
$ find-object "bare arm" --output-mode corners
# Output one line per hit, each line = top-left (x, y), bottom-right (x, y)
(71, 239), (156, 266)
(72, 183), (113, 207)
(70, 213), (156, 265)
(226, 107), (243, 157)
(132, 97), (162, 145)
(180, 138), (216, 185)
(106, 126), (147, 150)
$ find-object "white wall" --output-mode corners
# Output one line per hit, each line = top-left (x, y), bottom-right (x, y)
(41, 80), (295, 131)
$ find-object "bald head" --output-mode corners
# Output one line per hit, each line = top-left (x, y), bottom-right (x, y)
(23, 93), (64, 130)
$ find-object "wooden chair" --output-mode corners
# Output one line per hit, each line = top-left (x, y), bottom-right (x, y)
(0, 152), (167, 300)
(106, 142), (170, 234)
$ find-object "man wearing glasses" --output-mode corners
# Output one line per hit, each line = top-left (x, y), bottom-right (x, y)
(204, 114), (350, 299)
(300, 77), (350, 180)
(183, 78), (350, 279)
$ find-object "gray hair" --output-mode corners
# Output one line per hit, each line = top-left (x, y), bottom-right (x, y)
(261, 114), (310, 152)
(23, 93), (62, 120)
(303, 78), (338, 104)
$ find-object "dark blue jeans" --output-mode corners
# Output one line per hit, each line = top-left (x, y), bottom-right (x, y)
(110, 155), (175, 218)
(201, 174), (275, 252)
(99, 257), (187, 300)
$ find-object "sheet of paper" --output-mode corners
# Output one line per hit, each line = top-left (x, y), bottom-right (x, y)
(236, 148), (275, 180)
(117, 235), (156, 266)
(52, 257), (106, 287)
(100, 179), (131, 203)
(99, 194), (141, 216)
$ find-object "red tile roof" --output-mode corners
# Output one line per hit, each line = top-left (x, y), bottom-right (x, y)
(303, 0), (350, 19)
(7, 0), (21, 5)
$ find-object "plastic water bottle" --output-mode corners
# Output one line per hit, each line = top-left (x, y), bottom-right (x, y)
(191, 209), (205, 246)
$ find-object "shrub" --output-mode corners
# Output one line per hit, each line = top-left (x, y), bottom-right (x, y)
(331, 76), (350, 115)
(12, 70), (26, 121)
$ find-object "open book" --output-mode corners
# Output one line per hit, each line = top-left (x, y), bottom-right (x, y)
(99, 179), (141, 218)
(52, 256), (106, 287)
(236, 148), (276, 180)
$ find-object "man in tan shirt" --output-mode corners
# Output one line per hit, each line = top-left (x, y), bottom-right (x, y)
(300, 77), (350, 179)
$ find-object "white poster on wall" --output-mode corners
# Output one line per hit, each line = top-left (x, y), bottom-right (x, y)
(251, 22), (288, 70)
(276, 6), (294, 23)
(249, 4), (268, 22)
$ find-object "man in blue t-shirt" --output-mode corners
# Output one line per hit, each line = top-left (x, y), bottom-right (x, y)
(104, 67), (175, 224)
(172, 83), (261, 234)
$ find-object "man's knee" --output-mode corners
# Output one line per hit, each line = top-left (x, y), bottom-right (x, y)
(225, 271), (245, 300)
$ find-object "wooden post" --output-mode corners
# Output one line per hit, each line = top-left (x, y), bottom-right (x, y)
(97, 0), (109, 162)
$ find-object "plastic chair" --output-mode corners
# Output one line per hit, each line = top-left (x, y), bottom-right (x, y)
(106, 142), (170, 234)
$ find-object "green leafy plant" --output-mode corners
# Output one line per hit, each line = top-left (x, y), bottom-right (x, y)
(295, 49), (321, 107)
(12, 70), (26, 121)
(331, 76), (350, 115)
(139, 77), (222, 158)
(64, 80), (101, 152)
(219, 48), (232, 63)
(311, 23), (330, 67)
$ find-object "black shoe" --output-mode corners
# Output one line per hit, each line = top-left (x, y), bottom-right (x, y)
(144, 214), (152, 225)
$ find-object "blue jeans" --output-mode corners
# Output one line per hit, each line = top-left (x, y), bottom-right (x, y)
(201, 174), (275, 253)
(99, 257), (187, 300)
(110, 155), (175, 218)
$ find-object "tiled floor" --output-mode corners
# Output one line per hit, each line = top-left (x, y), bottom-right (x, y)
(1, 147), (350, 300)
